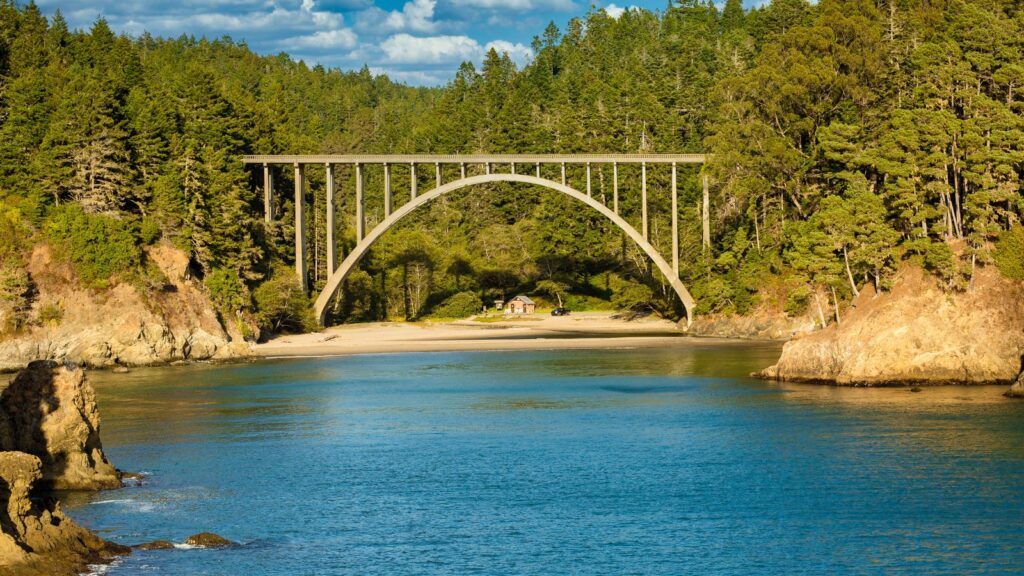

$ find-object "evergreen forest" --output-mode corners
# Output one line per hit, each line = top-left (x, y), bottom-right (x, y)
(0, 0), (1022, 337)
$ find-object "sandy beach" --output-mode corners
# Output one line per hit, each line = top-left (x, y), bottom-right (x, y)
(253, 312), (723, 358)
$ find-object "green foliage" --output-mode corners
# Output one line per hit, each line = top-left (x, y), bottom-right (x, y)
(428, 291), (481, 319)
(45, 204), (140, 288)
(993, 225), (1024, 281)
(252, 266), (313, 336)
(204, 268), (250, 314)
(784, 285), (811, 317)
(1, 0), (1022, 329)
(37, 303), (62, 324)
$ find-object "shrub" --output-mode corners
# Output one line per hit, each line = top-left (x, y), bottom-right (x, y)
(37, 303), (63, 325)
(205, 267), (250, 313)
(994, 225), (1024, 281)
(136, 216), (162, 245)
(611, 282), (654, 310)
(45, 205), (140, 288)
(429, 291), (481, 319)
(785, 285), (811, 317)
(253, 266), (313, 336)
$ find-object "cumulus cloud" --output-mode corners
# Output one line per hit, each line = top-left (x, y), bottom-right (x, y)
(289, 28), (359, 49)
(484, 40), (533, 66)
(380, 33), (481, 63)
(32, 0), (544, 86)
(356, 0), (440, 34)
(604, 3), (638, 18)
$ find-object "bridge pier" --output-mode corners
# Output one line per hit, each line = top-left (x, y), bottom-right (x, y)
(293, 163), (307, 291)
(356, 163), (365, 242)
(612, 162), (619, 214)
(383, 163), (392, 217)
(641, 162), (648, 240)
(586, 162), (592, 197)
(262, 163), (273, 223)
(410, 163), (418, 199)
(325, 163), (336, 275)
(671, 162), (678, 276)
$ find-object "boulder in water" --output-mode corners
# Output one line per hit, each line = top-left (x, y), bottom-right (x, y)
(184, 532), (233, 548)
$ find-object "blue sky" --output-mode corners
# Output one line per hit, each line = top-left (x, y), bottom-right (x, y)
(35, 1), (753, 86)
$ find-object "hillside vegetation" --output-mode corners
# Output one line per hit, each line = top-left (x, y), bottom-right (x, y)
(0, 0), (1021, 339)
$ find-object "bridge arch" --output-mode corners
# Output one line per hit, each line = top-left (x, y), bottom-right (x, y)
(313, 173), (696, 327)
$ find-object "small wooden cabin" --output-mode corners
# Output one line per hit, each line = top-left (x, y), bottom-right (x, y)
(506, 295), (536, 315)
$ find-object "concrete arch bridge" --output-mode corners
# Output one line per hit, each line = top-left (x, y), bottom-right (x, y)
(242, 154), (707, 327)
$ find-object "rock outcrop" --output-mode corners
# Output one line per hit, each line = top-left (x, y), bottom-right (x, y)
(0, 451), (129, 576)
(1006, 371), (1024, 398)
(0, 361), (120, 490)
(0, 243), (251, 372)
(757, 266), (1024, 385)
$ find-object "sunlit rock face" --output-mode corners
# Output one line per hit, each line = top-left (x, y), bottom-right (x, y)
(0, 451), (129, 576)
(758, 266), (1024, 386)
(0, 360), (120, 490)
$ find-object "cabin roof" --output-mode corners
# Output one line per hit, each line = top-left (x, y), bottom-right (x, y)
(510, 294), (535, 305)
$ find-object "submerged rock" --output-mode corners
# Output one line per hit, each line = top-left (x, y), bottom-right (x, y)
(0, 451), (129, 576)
(184, 532), (233, 548)
(757, 266), (1024, 386)
(0, 360), (120, 490)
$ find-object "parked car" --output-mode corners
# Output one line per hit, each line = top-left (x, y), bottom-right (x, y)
(551, 307), (570, 316)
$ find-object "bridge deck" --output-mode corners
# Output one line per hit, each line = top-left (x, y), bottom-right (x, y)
(242, 153), (705, 165)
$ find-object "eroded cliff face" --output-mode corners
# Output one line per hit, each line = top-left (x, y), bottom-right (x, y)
(0, 361), (120, 490)
(757, 266), (1024, 385)
(0, 242), (251, 371)
(0, 451), (129, 576)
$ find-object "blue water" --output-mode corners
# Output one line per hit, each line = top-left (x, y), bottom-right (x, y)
(65, 344), (1024, 575)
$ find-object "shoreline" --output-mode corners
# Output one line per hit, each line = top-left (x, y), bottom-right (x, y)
(252, 312), (764, 359)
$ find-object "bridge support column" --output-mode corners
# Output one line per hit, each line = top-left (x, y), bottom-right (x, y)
(586, 162), (592, 197)
(435, 162), (441, 188)
(356, 163), (365, 242)
(671, 162), (678, 276)
(263, 163), (273, 223)
(702, 174), (710, 252)
(641, 162), (648, 240)
(510, 162), (516, 175)
(460, 163), (466, 179)
(383, 163), (392, 217)
(325, 163), (336, 275)
(410, 163), (417, 199)
(485, 162), (491, 175)
(560, 162), (566, 186)
(613, 162), (619, 214)
(535, 163), (540, 178)
(293, 163), (307, 292)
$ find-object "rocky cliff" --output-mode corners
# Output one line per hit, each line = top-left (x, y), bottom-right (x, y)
(0, 361), (120, 490)
(0, 242), (250, 372)
(757, 266), (1024, 385)
(0, 451), (129, 576)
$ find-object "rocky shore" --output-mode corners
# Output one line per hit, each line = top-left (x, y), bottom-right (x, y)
(757, 266), (1024, 387)
(0, 361), (129, 575)
(0, 243), (250, 372)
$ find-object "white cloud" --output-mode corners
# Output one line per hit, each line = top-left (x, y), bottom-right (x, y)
(485, 40), (533, 66)
(356, 0), (440, 34)
(604, 3), (625, 18)
(380, 33), (481, 64)
(379, 33), (533, 67)
(604, 3), (638, 18)
(289, 28), (359, 49)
